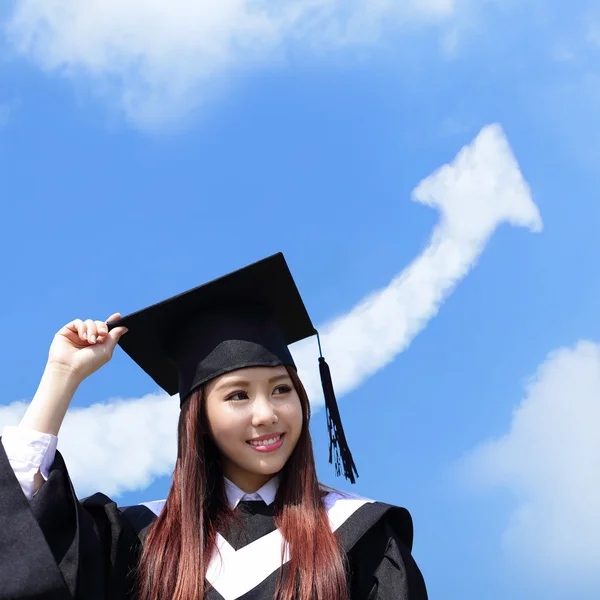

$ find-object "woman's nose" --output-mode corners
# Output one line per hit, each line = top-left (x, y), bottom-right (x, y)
(251, 396), (278, 426)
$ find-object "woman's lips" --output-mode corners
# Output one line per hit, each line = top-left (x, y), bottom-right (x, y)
(246, 433), (285, 453)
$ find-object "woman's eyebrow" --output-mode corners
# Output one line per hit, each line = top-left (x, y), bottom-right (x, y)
(215, 379), (250, 392)
(215, 373), (290, 392)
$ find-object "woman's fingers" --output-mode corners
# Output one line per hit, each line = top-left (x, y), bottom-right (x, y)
(84, 319), (98, 344)
(59, 313), (126, 348)
(104, 313), (128, 343)
(72, 319), (86, 342)
(93, 320), (109, 344)
(98, 313), (128, 346)
(84, 317), (125, 345)
(108, 325), (128, 344)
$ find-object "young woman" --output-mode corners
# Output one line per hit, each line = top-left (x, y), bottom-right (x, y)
(0, 254), (428, 600)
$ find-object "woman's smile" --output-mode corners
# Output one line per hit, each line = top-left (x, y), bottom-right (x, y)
(247, 432), (285, 452)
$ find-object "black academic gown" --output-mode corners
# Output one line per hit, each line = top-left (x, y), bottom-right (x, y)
(0, 441), (428, 600)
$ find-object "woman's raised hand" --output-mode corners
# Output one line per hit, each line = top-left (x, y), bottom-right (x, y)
(47, 313), (128, 382)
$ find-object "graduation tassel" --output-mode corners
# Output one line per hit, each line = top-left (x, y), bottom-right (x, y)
(317, 332), (358, 484)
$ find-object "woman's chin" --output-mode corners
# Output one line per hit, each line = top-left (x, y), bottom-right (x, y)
(241, 452), (289, 475)
(253, 457), (287, 475)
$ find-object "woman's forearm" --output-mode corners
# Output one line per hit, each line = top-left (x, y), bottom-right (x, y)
(19, 362), (82, 436)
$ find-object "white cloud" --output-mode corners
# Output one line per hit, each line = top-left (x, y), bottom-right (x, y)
(1, 123), (541, 497)
(4, 0), (457, 127)
(461, 341), (600, 582)
(0, 393), (178, 498)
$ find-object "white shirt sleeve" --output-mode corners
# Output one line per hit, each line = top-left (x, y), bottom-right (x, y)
(1, 425), (58, 501)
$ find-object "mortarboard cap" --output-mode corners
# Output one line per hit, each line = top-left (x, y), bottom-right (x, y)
(107, 253), (358, 483)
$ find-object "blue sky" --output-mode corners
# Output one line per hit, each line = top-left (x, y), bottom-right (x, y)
(2, 1), (600, 598)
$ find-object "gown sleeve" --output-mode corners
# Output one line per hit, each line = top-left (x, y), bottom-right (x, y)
(348, 507), (428, 600)
(1, 425), (59, 501)
(0, 436), (146, 600)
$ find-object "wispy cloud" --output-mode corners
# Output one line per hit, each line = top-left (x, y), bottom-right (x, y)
(0, 103), (11, 127)
(461, 341), (600, 585)
(0, 124), (541, 497)
(4, 0), (459, 127)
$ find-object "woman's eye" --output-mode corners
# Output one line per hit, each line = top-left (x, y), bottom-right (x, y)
(226, 391), (248, 401)
(273, 385), (292, 395)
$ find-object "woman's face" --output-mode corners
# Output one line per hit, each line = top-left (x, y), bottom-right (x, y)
(204, 365), (303, 493)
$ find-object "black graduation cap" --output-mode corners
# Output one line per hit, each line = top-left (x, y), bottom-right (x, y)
(107, 253), (358, 483)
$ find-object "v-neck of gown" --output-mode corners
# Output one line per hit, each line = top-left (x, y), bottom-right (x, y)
(219, 500), (278, 551)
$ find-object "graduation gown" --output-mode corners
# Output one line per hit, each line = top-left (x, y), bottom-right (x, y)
(0, 441), (428, 600)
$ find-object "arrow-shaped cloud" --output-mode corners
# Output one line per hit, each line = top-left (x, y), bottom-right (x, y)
(294, 123), (542, 402)
(0, 124), (542, 497)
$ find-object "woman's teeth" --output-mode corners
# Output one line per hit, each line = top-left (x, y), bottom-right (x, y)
(248, 435), (282, 447)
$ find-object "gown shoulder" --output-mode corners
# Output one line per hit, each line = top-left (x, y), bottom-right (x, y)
(320, 486), (428, 599)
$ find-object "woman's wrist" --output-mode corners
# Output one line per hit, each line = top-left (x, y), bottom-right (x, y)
(44, 360), (86, 383)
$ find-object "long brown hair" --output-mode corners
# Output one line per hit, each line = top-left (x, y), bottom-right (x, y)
(136, 366), (348, 600)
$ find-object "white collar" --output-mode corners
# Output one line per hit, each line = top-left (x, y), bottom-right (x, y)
(139, 475), (281, 516)
(223, 476), (280, 510)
